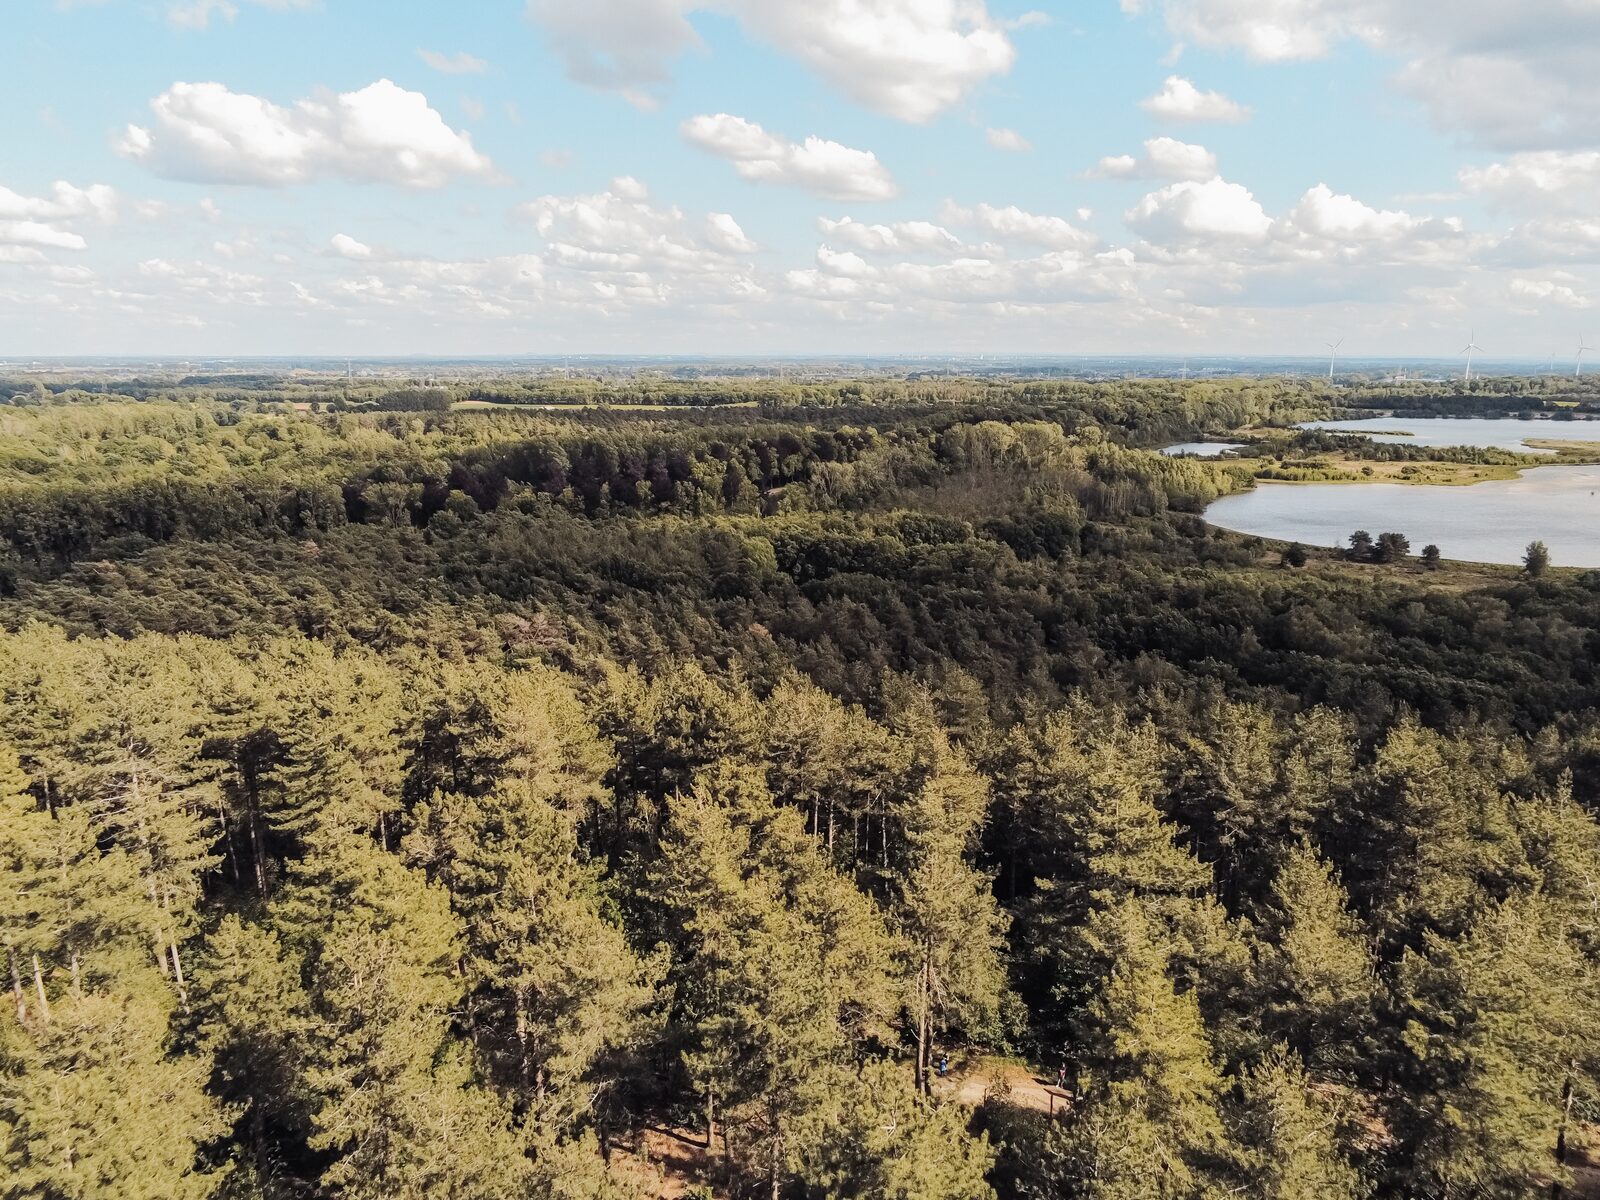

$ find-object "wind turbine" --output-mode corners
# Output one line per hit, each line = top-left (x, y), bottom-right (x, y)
(1579, 336), (1593, 378)
(1325, 337), (1344, 381)
(1460, 330), (1483, 383)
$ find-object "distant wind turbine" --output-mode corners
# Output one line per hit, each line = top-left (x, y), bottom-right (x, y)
(1579, 336), (1593, 378)
(1325, 337), (1344, 381)
(1460, 330), (1483, 383)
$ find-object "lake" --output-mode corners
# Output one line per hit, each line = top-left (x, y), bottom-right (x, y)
(1300, 416), (1600, 454)
(1207, 464), (1600, 568)
(1160, 442), (1245, 457)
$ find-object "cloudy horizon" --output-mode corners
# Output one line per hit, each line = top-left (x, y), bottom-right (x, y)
(5, 0), (1599, 358)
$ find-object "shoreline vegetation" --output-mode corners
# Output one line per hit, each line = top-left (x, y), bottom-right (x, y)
(2, 368), (1599, 1200)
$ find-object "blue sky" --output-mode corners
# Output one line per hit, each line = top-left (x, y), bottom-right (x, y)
(3, 0), (1598, 357)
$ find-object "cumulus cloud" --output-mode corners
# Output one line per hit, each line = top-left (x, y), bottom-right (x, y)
(705, 212), (758, 253)
(0, 180), (117, 256)
(1510, 276), (1590, 309)
(527, 0), (1016, 121)
(1127, 0), (1600, 150)
(1277, 183), (1428, 242)
(514, 177), (760, 293)
(985, 127), (1031, 152)
(1461, 151), (1600, 216)
(330, 233), (374, 260)
(1126, 177), (1272, 241)
(681, 114), (898, 201)
(818, 216), (967, 255)
(116, 79), (498, 188)
(1089, 137), (1218, 181)
(419, 49), (490, 75)
(942, 202), (1098, 251)
(1140, 75), (1249, 123)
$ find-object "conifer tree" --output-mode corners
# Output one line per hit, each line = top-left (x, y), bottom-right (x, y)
(1, 744), (227, 1199)
(1363, 719), (1529, 948)
(1066, 896), (1230, 1200)
(788, 1060), (997, 1200)
(1250, 845), (1376, 1071)
(651, 765), (898, 1197)
(890, 731), (1007, 1092)
(1228, 1049), (1364, 1200)
(404, 776), (655, 1125)
(1393, 894), (1598, 1197)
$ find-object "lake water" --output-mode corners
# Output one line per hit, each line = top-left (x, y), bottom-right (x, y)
(1160, 442), (1245, 457)
(1300, 417), (1600, 455)
(1206, 464), (1600, 568)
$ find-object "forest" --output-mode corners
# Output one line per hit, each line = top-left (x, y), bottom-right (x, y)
(1, 372), (1598, 1200)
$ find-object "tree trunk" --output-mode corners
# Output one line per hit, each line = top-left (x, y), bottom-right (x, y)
(8, 944), (26, 1022)
(32, 954), (50, 1024)
(243, 759), (269, 897)
(914, 952), (931, 1094)
(705, 1089), (716, 1151)
(768, 1110), (783, 1200)
(221, 801), (242, 886)
(169, 940), (190, 1011)
(1552, 1068), (1576, 1199)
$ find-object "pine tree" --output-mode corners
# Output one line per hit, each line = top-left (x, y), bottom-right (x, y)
(651, 765), (898, 1197)
(404, 777), (655, 1126)
(190, 915), (314, 1174)
(1364, 719), (1530, 948)
(1, 743), (227, 1199)
(1250, 845), (1376, 1072)
(590, 661), (761, 866)
(1393, 894), (1598, 1197)
(890, 732), (1007, 1093)
(287, 838), (502, 1198)
(761, 676), (905, 865)
(1067, 896), (1230, 1200)
(71, 639), (224, 1006)
(787, 1060), (997, 1200)
(1227, 1049), (1364, 1200)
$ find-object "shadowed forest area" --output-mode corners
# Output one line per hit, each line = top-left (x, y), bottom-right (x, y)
(2, 372), (1599, 1200)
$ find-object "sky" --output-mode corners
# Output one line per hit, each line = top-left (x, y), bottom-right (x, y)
(3, 0), (1599, 359)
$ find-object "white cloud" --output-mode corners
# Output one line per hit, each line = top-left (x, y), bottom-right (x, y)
(165, 0), (311, 30)
(117, 79), (498, 188)
(705, 212), (758, 253)
(1140, 75), (1249, 123)
(513, 178), (762, 304)
(681, 113), (897, 201)
(1128, 1), (1600, 150)
(0, 181), (117, 224)
(1277, 183), (1425, 242)
(419, 49), (490, 75)
(943, 202), (1098, 251)
(1126, 177), (1272, 241)
(0, 180), (117, 256)
(0, 222), (88, 252)
(526, 0), (1016, 122)
(818, 216), (966, 255)
(1461, 151), (1600, 216)
(330, 233), (374, 260)
(1089, 137), (1218, 181)
(985, 127), (1031, 152)
(1510, 276), (1590, 309)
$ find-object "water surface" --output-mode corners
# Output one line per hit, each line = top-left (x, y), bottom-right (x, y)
(1206, 465), (1600, 568)
(1160, 442), (1245, 457)
(1299, 417), (1600, 455)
